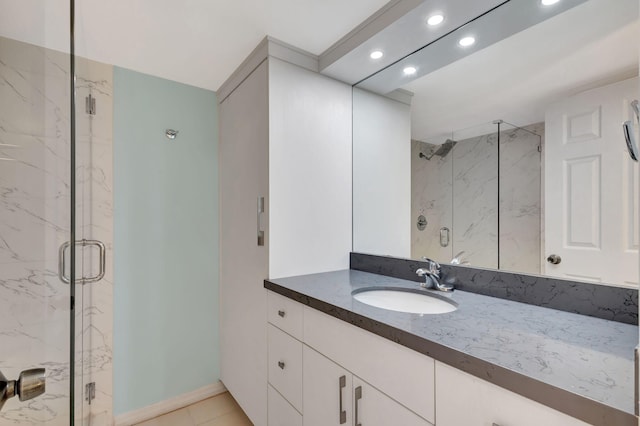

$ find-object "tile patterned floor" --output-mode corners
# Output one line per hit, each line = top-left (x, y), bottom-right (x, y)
(134, 392), (252, 426)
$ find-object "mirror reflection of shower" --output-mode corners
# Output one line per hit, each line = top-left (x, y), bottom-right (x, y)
(411, 120), (543, 274)
(417, 138), (457, 160)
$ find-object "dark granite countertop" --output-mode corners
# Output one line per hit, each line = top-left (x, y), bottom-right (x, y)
(265, 269), (639, 426)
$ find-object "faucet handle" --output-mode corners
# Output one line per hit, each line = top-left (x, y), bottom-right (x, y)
(416, 268), (429, 277)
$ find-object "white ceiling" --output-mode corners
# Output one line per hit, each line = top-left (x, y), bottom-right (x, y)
(0, 0), (390, 91)
(400, 0), (639, 143)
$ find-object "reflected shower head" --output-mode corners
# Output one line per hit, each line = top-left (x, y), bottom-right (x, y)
(419, 139), (457, 160)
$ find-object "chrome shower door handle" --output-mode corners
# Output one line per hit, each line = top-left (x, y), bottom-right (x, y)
(58, 239), (106, 284)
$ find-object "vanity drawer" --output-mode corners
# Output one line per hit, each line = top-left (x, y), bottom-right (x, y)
(268, 384), (302, 426)
(303, 306), (435, 424)
(268, 323), (303, 412)
(268, 290), (303, 340)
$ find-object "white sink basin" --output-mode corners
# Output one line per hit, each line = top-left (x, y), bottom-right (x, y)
(353, 289), (457, 314)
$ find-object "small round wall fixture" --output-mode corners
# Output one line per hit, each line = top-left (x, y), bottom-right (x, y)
(165, 129), (179, 140)
(370, 50), (384, 59)
(541, 0), (560, 5)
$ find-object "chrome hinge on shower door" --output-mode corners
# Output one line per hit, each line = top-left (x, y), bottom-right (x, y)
(85, 94), (96, 115)
(85, 382), (96, 405)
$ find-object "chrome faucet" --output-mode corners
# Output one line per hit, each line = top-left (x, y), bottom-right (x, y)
(416, 258), (454, 292)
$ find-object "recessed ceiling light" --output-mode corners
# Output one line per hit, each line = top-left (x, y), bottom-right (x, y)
(458, 36), (476, 47)
(370, 50), (384, 60)
(403, 66), (417, 76)
(541, 0), (560, 5)
(427, 14), (444, 26)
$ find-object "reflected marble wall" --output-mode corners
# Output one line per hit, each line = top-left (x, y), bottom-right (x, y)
(452, 131), (499, 268)
(0, 36), (113, 426)
(411, 123), (542, 274)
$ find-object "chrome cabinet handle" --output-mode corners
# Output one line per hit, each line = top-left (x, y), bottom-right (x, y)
(278, 310), (286, 318)
(338, 375), (347, 424)
(354, 385), (362, 426)
(278, 361), (285, 370)
(58, 239), (106, 284)
(257, 196), (265, 246)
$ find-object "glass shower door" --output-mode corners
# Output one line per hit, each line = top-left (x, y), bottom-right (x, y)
(0, 6), (78, 425)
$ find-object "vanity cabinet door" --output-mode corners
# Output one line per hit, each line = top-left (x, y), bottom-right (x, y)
(435, 362), (588, 426)
(352, 376), (432, 426)
(303, 345), (352, 426)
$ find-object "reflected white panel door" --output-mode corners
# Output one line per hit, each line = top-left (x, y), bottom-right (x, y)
(545, 77), (639, 286)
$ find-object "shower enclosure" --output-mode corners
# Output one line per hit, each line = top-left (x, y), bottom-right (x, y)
(1, 3), (114, 425)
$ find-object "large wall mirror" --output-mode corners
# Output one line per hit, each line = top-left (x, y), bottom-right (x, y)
(353, 0), (640, 287)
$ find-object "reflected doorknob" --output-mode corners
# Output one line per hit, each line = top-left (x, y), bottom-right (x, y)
(547, 254), (562, 265)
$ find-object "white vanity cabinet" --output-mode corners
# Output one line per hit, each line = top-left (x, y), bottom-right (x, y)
(302, 345), (353, 426)
(268, 384), (303, 426)
(435, 362), (589, 426)
(267, 289), (595, 426)
(267, 292), (305, 424)
(302, 345), (430, 426)
(267, 289), (434, 426)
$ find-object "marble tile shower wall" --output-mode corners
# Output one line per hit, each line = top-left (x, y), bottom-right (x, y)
(411, 123), (542, 274)
(0, 36), (113, 425)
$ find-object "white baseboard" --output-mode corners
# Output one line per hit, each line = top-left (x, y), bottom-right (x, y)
(114, 381), (227, 426)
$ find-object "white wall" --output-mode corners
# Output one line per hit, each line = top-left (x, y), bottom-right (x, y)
(269, 58), (353, 278)
(353, 88), (411, 258)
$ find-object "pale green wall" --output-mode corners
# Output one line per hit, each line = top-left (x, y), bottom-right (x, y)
(113, 67), (219, 415)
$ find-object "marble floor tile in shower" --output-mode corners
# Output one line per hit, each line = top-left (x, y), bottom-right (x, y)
(133, 392), (252, 426)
